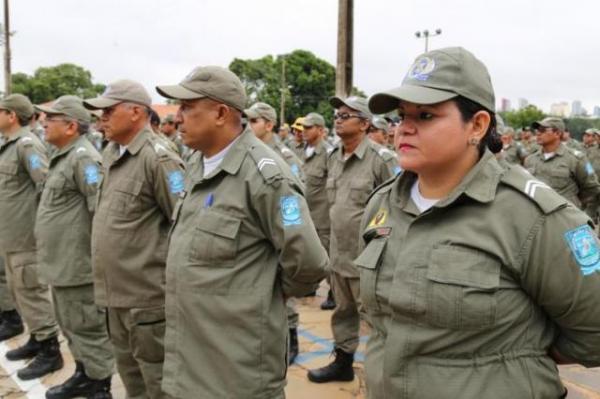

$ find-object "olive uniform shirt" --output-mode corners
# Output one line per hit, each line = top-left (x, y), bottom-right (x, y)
(0, 127), (48, 255)
(524, 143), (600, 210)
(327, 136), (399, 278)
(357, 151), (600, 399)
(35, 135), (102, 286)
(91, 127), (184, 307)
(500, 142), (527, 165)
(302, 140), (331, 249)
(584, 143), (600, 175)
(163, 128), (328, 399)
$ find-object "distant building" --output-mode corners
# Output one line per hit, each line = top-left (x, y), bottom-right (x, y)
(593, 106), (600, 118)
(500, 98), (511, 112)
(550, 102), (570, 117)
(571, 100), (583, 117)
(517, 98), (529, 110)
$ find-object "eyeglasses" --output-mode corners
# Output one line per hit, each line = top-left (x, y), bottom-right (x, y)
(334, 112), (364, 121)
(45, 116), (73, 123)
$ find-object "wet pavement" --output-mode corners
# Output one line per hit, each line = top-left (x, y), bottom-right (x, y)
(0, 291), (598, 398)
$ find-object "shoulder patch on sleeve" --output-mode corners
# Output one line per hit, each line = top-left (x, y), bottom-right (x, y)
(564, 224), (600, 276)
(500, 165), (567, 214)
(248, 145), (283, 183)
(377, 147), (397, 160)
(280, 195), (303, 227)
(84, 164), (100, 185)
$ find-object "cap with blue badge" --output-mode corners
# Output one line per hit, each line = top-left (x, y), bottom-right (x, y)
(368, 47), (495, 114)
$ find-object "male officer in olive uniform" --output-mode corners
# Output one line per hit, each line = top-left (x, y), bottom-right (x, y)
(84, 80), (184, 399)
(307, 96), (399, 383)
(161, 114), (188, 157)
(521, 127), (539, 154)
(562, 130), (584, 151)
(524, 117), (600, 214)
(156, 66), (328, 399)
(500, 127), (528, 165)
(291, 117), (306, 159)
(367, 116), (390, 147)
(34, 96), (114, 399)
(583, 128), (600, 175)
(301, 113), (336, 311)
(245, 101), (306, 363)
(0, 94), (63, 380)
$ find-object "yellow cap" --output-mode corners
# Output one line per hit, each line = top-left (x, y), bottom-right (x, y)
(292, 117), (305, 131)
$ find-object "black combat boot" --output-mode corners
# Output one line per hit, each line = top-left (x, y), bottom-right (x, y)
(320, 289), (336, 310)
(307, 348), (354, 383)
(17, 336), (63, 380)
(288, 328), (299, 365)
(45, 361), (112, 399)
(6, 335), (41, 360)
(0, 310), (24, 341)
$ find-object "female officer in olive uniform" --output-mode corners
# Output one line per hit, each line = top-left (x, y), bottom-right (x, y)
(357, 47), (600, 399)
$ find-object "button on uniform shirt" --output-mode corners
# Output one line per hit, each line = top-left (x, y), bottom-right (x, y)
(0, 127), (48, 254)
(35, 135), (102, 286)
(91, 127), (184, 307)
(302, 140), (331, 249)
(524, 143), (600, 210)
(357, 152), (600, 399)
(327, 136), (399, 277)
(163, 127), (328, 399)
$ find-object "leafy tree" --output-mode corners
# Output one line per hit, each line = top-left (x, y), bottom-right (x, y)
(499, 105), (546, 130)
(564, 118), (600, 139)
(10, 63), (105, 104)
(230, 50), (364, 127)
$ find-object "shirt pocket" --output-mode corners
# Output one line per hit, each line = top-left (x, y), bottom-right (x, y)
(0, 162), (19, 189)
(355, 237), (387, 311)
(189, 211), (242, 267)
(349, 178), (371, 205)
(424, 245), (500, 330)
(549, 169), (570, 191)
(43, 175), (68, 206)
(108, 178), (144, 217)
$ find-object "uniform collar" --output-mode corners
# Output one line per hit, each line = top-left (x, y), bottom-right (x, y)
(50, 135), (87, 163)
(210, 126), (250, 176)
(395, 150), (503, 212)
(306, 140), (326, 159)
(336, 134), (369, 161)
(126, 126), (152, 156)
(3, 126), (30, 144)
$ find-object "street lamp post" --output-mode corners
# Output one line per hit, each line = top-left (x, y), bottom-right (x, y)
(415, 28), (442, 52)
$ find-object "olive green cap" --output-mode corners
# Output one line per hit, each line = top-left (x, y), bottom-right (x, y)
(532, 117), (565, 132)
(0, 93), (34, 120)
(329, 96), (372, 118)
(156, 66), (247, 112)
(84, 79), (152, 109)
(584, 128), (595, 135)
(35, 95), (91, 123)
(162, 114), (176, 123)
(371, 116), (389, 132)
(245, 102), (277, 122)
(369, 47), (495, 114)
(303, 112), (325, 127)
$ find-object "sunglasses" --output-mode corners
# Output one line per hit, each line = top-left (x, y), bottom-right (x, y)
(334, 112), (364, 121)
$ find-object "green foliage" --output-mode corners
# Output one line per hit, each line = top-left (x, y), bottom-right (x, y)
(499, 105), (546, 130)
(10, 63), (105, 104)
(564, 118), (600, 139)
(230, 50), (364, 127)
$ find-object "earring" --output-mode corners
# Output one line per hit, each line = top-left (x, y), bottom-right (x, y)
(468, 138), (480, 146)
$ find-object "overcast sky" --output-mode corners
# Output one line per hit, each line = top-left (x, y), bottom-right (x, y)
(3, 0), (599, 114)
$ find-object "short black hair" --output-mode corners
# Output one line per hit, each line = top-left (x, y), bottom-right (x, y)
(453, 96), (502, 155)
(149, 109), (160, 126)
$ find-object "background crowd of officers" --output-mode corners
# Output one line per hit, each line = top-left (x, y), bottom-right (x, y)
(0, 63), (598, 399)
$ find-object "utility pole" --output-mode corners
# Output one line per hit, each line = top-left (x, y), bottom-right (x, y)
(335, 0), (353, 98)
(415, 29), (442, 53)
(279, 57), (286, 126)
(3, 0), (11, 95)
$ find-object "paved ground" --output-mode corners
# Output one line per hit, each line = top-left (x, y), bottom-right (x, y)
(0, 291), (598, 398)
